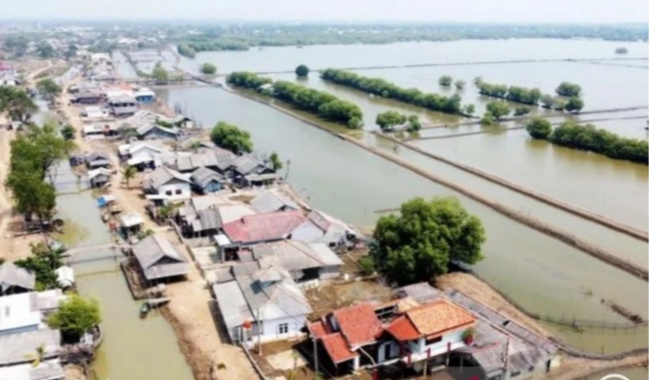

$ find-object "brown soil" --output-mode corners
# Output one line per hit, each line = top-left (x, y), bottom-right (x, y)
(63, 364), (87, 380)
(436, 272), (551, 338)
(540, 356), (649, 380)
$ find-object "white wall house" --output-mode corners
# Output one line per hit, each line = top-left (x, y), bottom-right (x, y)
(144, 166), (192, 203)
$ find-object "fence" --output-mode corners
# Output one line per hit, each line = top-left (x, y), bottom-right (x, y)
(466, 269), (648, 334)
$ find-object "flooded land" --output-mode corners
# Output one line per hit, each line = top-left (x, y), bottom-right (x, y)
(161, 38), (649, 356)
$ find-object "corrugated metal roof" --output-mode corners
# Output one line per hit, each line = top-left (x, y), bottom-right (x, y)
(232, 155), (263, 175)
(144, 166), (190, 190)
(213, 281), (252, 331)
(222, 210), (306, 244)
(395, 283), (443, 304)
(132, 235), (188, 280)
(0, 329), (61, 365)
(253, 241), (342, 272)
(0, 263), (35, 291)
(191, 167), (224, 188)
(250, 190), (299, 214)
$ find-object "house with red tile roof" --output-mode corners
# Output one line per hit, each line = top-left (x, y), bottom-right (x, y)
(380, 299), (475, 369)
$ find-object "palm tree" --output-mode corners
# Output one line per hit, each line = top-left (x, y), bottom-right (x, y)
(122, 166), (137, 189)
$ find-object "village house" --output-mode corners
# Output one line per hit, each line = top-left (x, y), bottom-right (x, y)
(134, 87), (156, 103)
(72, 89), (103, 105)
(137, 122), (180, 140)
(88, 168), (112, 188)
(0, 262), (35, 296)
(131, 234), (189, 282)
(85, 152), (111, 169)
(143, 166), (192, 203)
(108, 94), (138, 117)
(80, 106), (109, 119)
(118, 142), (175, 170)
(82, 124), (120, 140)
(174, 148), (236, 175)
(307, 209), (359, 250)
(309, 303), (384, 372)
(229, 154), (277, 187)
(218, 210), (309, 257)
(119, 212), (145, 237)
(190, 166), (226, 194)
(249, 190), (300, 214)
(212, 265), (312, 343)
(178, 200), (258, 239)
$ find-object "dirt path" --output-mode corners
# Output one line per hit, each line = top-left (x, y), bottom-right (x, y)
(57, 74), (259, 380)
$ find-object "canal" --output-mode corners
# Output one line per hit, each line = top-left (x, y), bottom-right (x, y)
(159, 84), (648, 355)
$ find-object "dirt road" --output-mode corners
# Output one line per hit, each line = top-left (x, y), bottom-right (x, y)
(58, 74), (259, 380)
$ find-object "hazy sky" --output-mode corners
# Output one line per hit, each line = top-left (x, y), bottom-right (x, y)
(3, 0), (648, 23)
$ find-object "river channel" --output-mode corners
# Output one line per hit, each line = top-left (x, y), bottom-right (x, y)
(37, 98), (193, 379)
(160, 83), (648, 355)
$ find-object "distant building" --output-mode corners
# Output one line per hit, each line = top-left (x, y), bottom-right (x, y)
(107, 94), (138, 117)
(134, 87), (156, 103)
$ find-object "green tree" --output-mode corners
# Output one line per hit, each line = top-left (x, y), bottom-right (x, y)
(526, 117), (553, 139)
(541, 94), (555, 109)
(514, 107), (530, 116)
(556, 82), (582, 97)
(438, 75), (453, 87)
(358, 256), (376, 276)
(463, 104), (476, 116)
(37, 41), (55, 58)
(0, 87), (38, 123)
(269, 152), (283, 171)
(406, 115), (422, 132)
(122, 166), (137, 189)
(210, 122), (253, 154)
(201, 62), (217, 74)
(37, 79), (62, 100)
(564, 97), (584, 113)
(151, 62), (169, 82)
(370, 197), (486, 285)
(480, 112), (495, 126)
(47, 295), (101, 342)
(486, 101), (510, 120)
(15, 243), (68, 290)
(376, 110), (406, 131)
(61, 125), (76, 140)
(295, 64), (310, 78)
(64, 44), (78, 60)
(454, 80), (466, 90)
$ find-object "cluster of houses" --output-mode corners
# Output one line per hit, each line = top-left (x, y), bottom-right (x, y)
(79, 109), (192, 142)
(0, 61), (20, 87)
(0, 262), (77, 380)
(70, 81), (156, 118)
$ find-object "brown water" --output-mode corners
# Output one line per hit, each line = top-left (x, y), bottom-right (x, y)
(55, 191), (193, 380)
(160, 85), (648, 355)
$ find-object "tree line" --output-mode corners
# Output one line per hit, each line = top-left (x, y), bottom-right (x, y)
(227, 71), (364, 129)
(476, 79), (584, 113)
(172, 24), (647, 55)
(321, 68), (469, 116)
(376, 111), (422, 132)
(526, 118), (648, 164)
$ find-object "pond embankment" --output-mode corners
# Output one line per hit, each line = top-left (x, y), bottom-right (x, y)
(377, 132), (648, 242)
(214, 84), (648, 282)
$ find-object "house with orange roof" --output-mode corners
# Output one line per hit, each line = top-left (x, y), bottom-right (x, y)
(380, 299), (476, 370)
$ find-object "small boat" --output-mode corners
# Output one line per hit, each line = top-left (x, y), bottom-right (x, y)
(139, 303), (150, 317)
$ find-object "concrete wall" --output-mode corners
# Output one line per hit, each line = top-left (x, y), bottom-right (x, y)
(158, 182), (191, 201)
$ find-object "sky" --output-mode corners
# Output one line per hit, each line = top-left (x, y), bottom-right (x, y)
(2, 0), (648, 23)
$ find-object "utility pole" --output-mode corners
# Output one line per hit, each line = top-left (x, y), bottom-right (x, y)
(313, 338), (319, 375)
(257, 308), (262, 356)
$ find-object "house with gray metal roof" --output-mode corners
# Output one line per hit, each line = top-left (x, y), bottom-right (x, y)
(249, 190), (299, 214)
(131, 234), (189, 281)
(0, 263), (35, 296)
(136, 123), (180, 141)
(230, 154), (277, 187)
(212, 265), (312, 343)
(108, 94), (138, 117)
(143, 166), (192, 203)
(85, 152), (111, 169)
(190, 167), (225, 194)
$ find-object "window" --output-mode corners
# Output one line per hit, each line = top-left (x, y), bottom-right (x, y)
(165, 190), (172, 196)
(277, 323), (289, 334)
(426, 336), (442, 345)
(175, 189), (182, 195)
